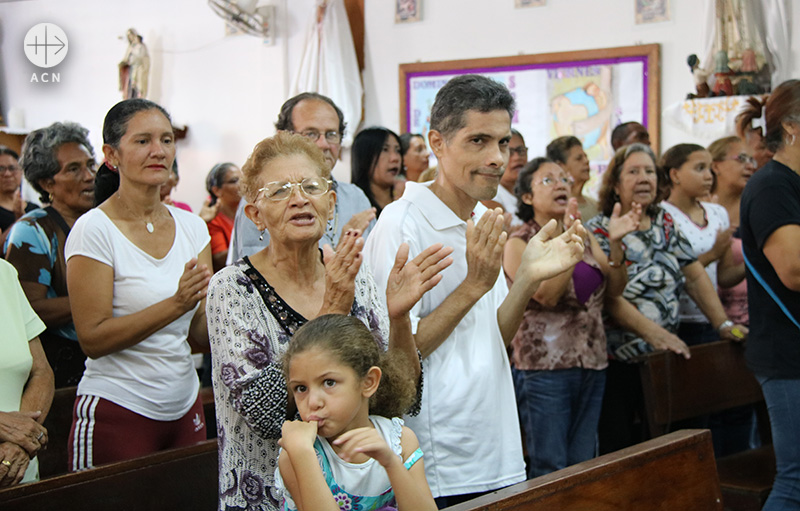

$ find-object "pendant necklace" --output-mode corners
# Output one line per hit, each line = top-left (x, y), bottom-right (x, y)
(117, 192), (159, 233)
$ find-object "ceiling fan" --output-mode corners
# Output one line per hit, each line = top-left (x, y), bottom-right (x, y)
(208, 0), (274, 38)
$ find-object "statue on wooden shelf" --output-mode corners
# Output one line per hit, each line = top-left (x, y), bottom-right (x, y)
(119, 28), (150, 99)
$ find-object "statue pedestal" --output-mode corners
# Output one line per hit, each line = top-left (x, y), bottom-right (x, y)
(663, 95), (753, 139)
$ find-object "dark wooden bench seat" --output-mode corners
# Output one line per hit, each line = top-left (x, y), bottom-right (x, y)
(0, 439), (218, 511)
(638, 340), (775, 511)
(443, 429), (722, 511)
(715, 446), (776, 511)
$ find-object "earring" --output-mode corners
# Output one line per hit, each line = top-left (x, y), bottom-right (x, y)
(258, 230), (265, 241)
(48, 193), (54, 202)
(790, 134), (797, 147)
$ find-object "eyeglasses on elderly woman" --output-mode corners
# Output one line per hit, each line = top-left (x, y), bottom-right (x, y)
(257, 177), (333, 202)
(534, 175), (574, 187)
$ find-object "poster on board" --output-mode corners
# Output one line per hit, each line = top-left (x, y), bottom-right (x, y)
(399, 45), (659, 197)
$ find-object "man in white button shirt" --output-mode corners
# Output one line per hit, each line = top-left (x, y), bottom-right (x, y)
(364, 74), (586, 508)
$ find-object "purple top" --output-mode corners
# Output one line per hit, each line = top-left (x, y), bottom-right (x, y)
(506, 221), (608, 371)
(573, 261), (604, 305)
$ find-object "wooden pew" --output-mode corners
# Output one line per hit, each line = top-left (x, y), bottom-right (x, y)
(443, 429), (722, 510)
(638, 340), (775, 511)
(38, 386), (78, 479)
(0, 439), (218, 511)
(4, 431), (714, 510)
(38, 385), (218, 479)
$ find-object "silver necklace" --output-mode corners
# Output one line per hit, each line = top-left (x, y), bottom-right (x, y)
(116, 193), (160, 233)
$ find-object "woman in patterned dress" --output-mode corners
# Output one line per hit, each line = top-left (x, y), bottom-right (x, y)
(206, 132), (451, 511)
(4, 123), (96, 387)
(585, 143), (741, 453)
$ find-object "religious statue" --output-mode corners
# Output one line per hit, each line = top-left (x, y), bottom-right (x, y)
(686, 54), (710, 99)
(119, 28), (150, 99)
(712, 51), (734, 96)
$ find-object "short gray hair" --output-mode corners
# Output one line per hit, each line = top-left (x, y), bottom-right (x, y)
(430, 75), (515, 140)
(21, 122), (95, 203)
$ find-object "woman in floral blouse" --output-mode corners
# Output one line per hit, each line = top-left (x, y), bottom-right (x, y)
(504, 157), (636, 478)
(206, 132), (450, 510)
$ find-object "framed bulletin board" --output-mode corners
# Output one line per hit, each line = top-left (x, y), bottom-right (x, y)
(399, 44), (660, 174)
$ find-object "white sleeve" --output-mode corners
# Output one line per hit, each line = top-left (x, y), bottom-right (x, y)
(64, 210), (114, 267)
(717, 203), (731, 230)
(172, 206), (211, 255)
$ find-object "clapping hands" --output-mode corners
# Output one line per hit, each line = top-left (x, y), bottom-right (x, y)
(464, 208), (507, 296)
(174, 258), (211, 313)
(322, 229), (364, 315)
(518, 218), (586, 285)
(608, 202), (642, 241)
(385, 243), (453, 320)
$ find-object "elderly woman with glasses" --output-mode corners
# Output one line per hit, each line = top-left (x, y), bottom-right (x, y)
(707, 136), (758, 328)
(4, 124), (96, 388)
(585, 143), (743, 453)
(503, 157), (638, 478)
(206, 132), (451, 511)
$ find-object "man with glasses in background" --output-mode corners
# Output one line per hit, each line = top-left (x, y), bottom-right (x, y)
(482, 128), (527, 228)
(228, 93), (375, 261)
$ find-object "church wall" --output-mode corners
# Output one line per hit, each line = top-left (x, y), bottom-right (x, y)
(0, 0), (315, 211)
(362, 0), (800, 158)
(0, 0), (797, 210)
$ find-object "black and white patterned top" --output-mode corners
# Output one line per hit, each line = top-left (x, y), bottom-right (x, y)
(207, 257), (389, 511)
(587, 207), (697, 362)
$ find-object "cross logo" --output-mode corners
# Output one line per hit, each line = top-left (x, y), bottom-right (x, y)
(24, 23), (68, 69)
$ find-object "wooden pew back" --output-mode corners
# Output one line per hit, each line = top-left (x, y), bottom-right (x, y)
(0, 439), (218, 511)
(638, 340), (764, 437)
(443, 430), (722, 511)
(38, 386), (77, 478)
(637, 340), (774, 510)
(4, 431), (718, 511)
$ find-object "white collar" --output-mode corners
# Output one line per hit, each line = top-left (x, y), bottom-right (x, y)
(402, 181), (488, 230)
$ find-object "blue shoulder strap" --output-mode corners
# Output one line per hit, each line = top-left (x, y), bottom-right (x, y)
(743, 250), (800, 331)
